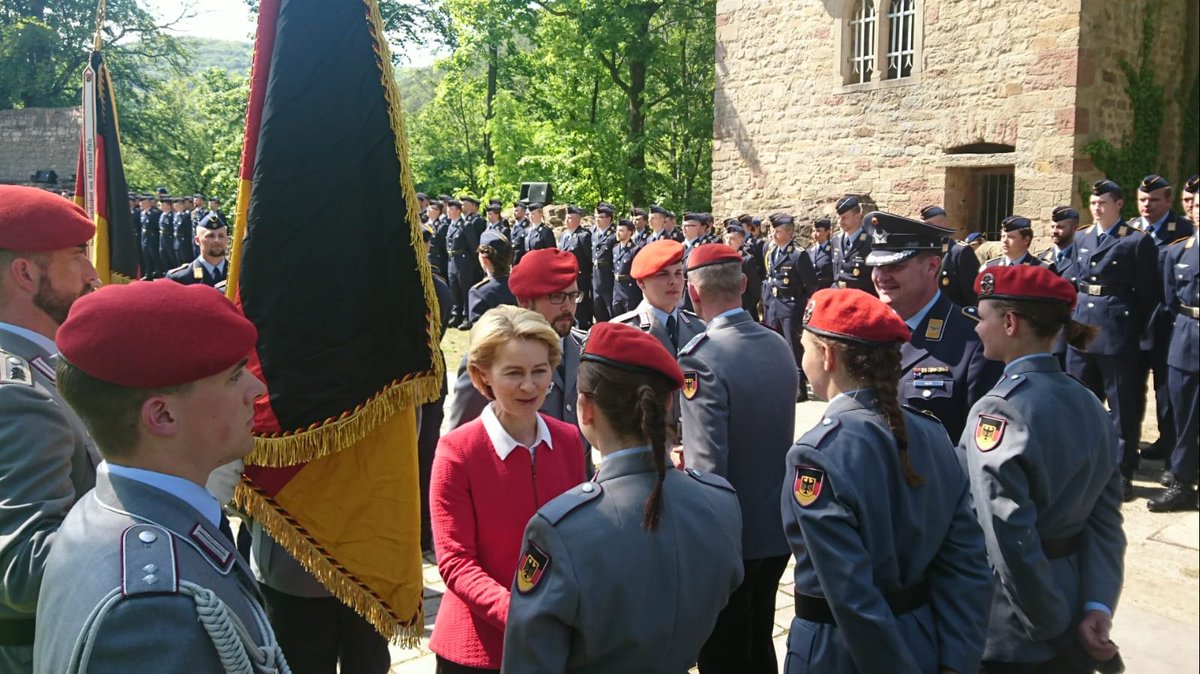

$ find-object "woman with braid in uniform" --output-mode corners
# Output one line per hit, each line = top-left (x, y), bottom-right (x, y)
(500, 322), (744, 673)
(781, 288), (993, 674)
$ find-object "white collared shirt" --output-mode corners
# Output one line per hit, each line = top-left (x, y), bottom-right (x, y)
(199, 258), (227, 277)
(0, 321), (57, 357)
(481, 402), (554, 460)
(103, 462), (222, 527)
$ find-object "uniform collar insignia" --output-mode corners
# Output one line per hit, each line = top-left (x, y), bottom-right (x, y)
(189, 523), (234, 573)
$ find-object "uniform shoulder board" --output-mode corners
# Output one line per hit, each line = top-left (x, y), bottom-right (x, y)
(1169, 235), (1191, 246)
(1078, 224), (1096, 233)
(167, 263), (189, 274)
(0, 350), (33, 387)
(796, 415), (841, 449)
(960, 306), (981, 323)
(685, 468), (736, 493)
(985, 256), (1003, 265)
(901, 404), (944, 426)
(1038, 248), (1055, 261)
(678, 332), (708, 357)
(121, 524), (179, 597)
(471, 277), (490, 290)
(988, 372), (1028, 400)
(538, 482), (603, 525)
(569, 326), (589, 346)
(679, 309), (701, 325)
(611, 309), (639, 325)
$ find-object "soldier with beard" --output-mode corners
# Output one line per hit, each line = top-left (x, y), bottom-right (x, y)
(0, 187), (101, 671)
(166, 214), (229, 287)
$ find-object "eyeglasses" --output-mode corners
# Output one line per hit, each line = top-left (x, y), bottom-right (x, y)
(547, 291), (581, 305)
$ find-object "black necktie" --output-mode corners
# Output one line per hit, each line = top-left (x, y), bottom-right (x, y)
(666, 314), (678, 346)
(218, 513), (235, 545)
(212, 265), (225, 283)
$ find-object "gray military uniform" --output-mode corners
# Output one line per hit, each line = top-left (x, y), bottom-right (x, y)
(959, 354), (1125, 665)
(34, 468), (288, 673)
(611, 302), (705, 436)
(0, 328), (98, 670)
(501, 448), (744, 673)
(782, 392), (992, 674)
(678, 309), (796, 560)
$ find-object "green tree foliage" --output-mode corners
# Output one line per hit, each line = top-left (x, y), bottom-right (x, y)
(405, 0), (715, 212)
(121, 68), (248, 201)
(0, 0), (185, 109)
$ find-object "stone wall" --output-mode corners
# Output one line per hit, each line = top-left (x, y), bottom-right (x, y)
(713, 0), (1195, 248)
(0, 107), (81, 187)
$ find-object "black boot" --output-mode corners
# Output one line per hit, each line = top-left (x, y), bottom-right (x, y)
(1160, 469), (1174, 487)
(1120, 469), (1134, 503)
(1147, 480), (1198, 513)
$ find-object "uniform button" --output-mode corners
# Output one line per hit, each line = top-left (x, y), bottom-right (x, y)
(821, 418), (832, 426)
(581, 482), (595, 493)
(1010, 375), (1020, 380)
(922, 390), (932, 398)
(138, 531), (157, 544)
(1087, 302), (1095, 308)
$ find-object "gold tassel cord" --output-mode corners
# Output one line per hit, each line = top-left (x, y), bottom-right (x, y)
(247, 372), (442, 467)
(234, 482), (424, 647)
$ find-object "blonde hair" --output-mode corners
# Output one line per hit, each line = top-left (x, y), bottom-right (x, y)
(467, 305), (563, 399)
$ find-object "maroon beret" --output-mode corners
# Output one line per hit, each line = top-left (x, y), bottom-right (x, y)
(803, 288), (911, 345)
(508, 248), (578, 301)
(0, 186), (95, 252)
(58, 281), (258, 388)
(582, 322), (684, 390)
(975, 265), (1077, 309)
(631, 240), (684, 280)
(686, 243), (742, 272)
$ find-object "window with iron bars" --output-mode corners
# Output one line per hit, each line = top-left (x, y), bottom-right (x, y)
(849, 0), (877, 84)
(845, 0), (919, 85)
(887, 0), (916, 80)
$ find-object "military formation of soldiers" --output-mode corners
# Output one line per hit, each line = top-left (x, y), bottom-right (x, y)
(0, 167), (1196, 674)
(128, 189), (229, 285)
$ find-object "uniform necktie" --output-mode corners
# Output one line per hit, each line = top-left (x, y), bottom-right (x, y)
(212, 265), (225, 283)
(218, 513), (235, 545)
(667, 314), (678, 346)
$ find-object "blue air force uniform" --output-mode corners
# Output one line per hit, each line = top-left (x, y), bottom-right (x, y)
(172, 210), (192, 268)
(509, 217), (530, 265)
(808, 240), (834, 290)
(140, 207), (162, 278)
(1130, 203), (1195, 460)
(467, 275), (517, 325)
(558, 224), (593, 328)
(1041, 241), (1081, 368)
(782, 393), (992, 674)
(941, 241), (981, 306)
(525, 221), (555, 254)
(590, 224), (616, 322)
(445, 215), (483, 325)
(1155, 233), (1200, 506)
(761, 234), (820, 399)
(157, 209), (175, 270)
(165, 257), (227, 287)
(1066, 215), (1160, 476)
(501, 448), (744, 674)
(611, 241), (641, 315)
(960, 355), (1125, 667)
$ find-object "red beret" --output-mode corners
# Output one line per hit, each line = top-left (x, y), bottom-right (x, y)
(631, 240), (684, 280)
(803, 288), (911, 345)
(0, 186), (95, 252)
(508, 248), (578, 301)
(581, 322), (684, 390)
(686, 243), (742, 272)
(975, 265), (1077, 309)
(58, 281), (258, 388)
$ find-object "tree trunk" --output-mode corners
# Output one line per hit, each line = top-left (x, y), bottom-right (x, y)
(484, 43), (497, 169)
(626, 52), (648, 206)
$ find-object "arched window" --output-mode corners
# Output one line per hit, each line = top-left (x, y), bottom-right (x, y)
(849, 0), (877, 84)
(887, 0), (916, 79)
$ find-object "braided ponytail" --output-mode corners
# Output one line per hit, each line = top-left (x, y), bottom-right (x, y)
(636, 384), (668, 531)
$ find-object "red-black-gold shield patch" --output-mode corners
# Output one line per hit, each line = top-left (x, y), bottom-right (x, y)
(974, 414), (1007, 452)
(793, 465), (825, 507)
(516, 540), (550, 594)
(682, 372), (699, 400)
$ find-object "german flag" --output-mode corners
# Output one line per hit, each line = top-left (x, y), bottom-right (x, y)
(75, 50), (139, 283)
(227, 0), (443, 643)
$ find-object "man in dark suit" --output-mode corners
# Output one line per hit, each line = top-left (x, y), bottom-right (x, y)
(831, 195), (875, 293)
(867, 211), (1004, 441)
(807, 217), (834, 288)
(984, 216), (1044, 268)
(1068, 180), (1161, 500)
(679, 243), (797, 674)
(1129, 174), (1196, 463)
(166, 213), (228, 287)
(1040, 206), (1082, 369)
(920, 205), (980, 305)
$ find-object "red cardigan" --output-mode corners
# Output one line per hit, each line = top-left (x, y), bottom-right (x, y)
(429, 413), (585, 669)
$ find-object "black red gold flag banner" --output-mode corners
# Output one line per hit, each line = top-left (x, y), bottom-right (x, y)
(75, 50), (138, 283)
(227, 0), (443, 644)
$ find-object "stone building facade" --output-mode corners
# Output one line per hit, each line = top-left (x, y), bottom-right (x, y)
(712, 0), (1198, 245)
(0, 107), (81, 188)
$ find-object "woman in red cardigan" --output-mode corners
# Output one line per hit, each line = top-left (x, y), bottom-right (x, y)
(430, 305), (586, 673)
